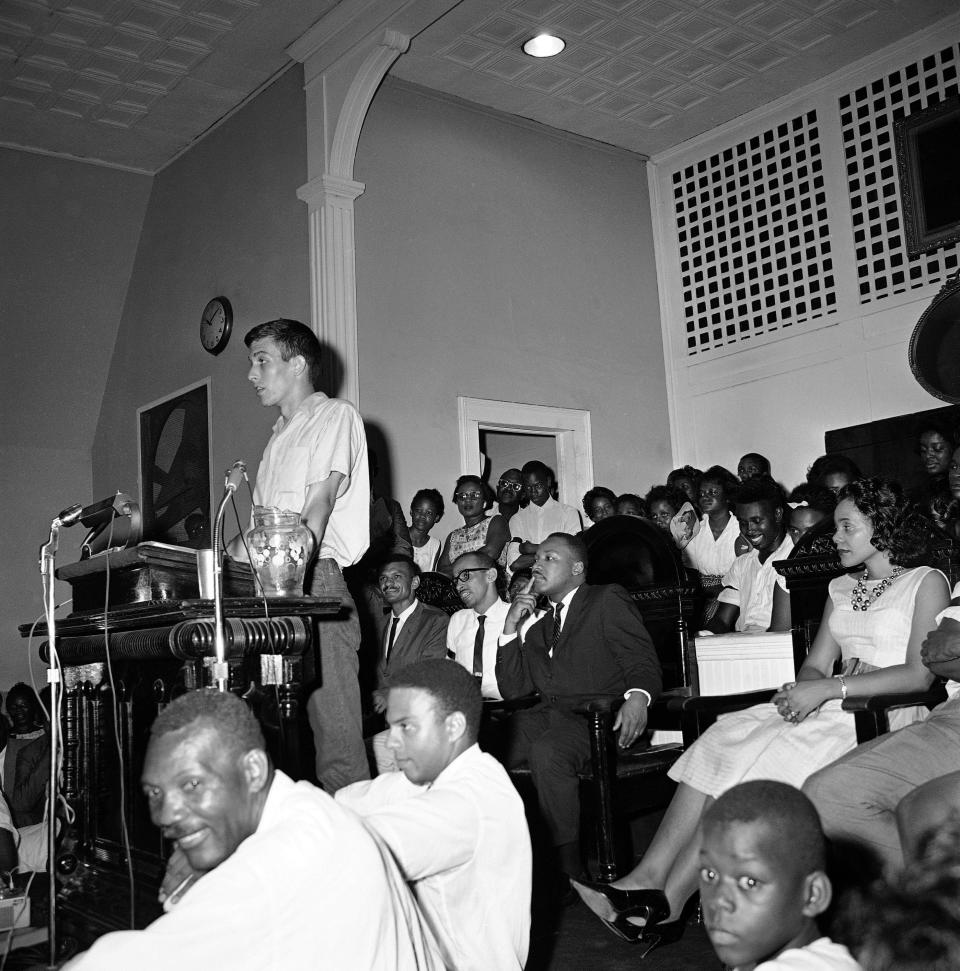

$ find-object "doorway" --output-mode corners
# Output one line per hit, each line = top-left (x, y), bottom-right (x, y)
(479, 430), (558, 486)
(457, 397), (594, 512)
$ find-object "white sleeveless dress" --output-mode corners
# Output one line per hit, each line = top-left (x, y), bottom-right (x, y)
(669, 565), (946, 797)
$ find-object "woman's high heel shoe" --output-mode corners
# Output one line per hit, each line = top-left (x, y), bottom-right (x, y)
(633, 894), (701, 958)
(570, 880), (670, 941)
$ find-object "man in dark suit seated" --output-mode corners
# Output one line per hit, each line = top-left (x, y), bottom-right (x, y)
(496, 532), (662, 890)
(372, 556), (449, 773)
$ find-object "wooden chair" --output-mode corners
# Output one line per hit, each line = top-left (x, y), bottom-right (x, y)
(568, 517), (697, 879)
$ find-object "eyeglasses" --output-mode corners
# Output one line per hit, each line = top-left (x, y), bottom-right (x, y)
(699, 488), (723, 498)
(497, 480), (523, 492)
(454, 567), (490, 583)
(454, 491), (483, 501)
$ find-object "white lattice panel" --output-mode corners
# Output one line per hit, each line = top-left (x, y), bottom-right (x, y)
(670, 109), (838, 356)
(840, 42), (960, 304)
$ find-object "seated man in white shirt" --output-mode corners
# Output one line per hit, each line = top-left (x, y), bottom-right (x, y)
(65, 690), (441, 971)
(708, 477), (793, 634)
(447, 551), (511, 701)
(507, 461), (582, 571)
(336, 660), (532, 971)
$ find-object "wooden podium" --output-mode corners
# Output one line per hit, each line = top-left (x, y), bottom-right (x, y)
(19, 543), (340, 956)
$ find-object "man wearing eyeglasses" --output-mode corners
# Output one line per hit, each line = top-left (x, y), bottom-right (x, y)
(495, 469), (524, 522)
(447, 552), (515, 702)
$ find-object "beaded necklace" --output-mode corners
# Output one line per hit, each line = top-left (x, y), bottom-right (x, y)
(850, 566), (905, 611)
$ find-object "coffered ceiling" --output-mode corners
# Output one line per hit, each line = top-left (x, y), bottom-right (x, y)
(0, 0), (954, 173)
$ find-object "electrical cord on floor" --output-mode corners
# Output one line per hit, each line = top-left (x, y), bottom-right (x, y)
(100, 512), (136, 929)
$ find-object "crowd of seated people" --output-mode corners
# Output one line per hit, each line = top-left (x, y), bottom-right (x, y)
(341, 439), (960, 953)
(51, 434), (960, 967)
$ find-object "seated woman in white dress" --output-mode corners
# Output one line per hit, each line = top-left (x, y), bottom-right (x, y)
(573, 477), (950, 950)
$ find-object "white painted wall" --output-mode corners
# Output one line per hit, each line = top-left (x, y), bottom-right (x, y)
(650, 18), (960, 490)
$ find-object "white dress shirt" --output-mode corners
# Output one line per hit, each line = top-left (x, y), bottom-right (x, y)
(446, 597), (511, 700)
(68, 772), (441, 970)
(252, 392), (370, 568)
(337, 745), (531, 971)
(509, 496), (582, 543)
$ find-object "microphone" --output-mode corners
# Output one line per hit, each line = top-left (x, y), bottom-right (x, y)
(54, 504), (83, 528)
(224, 461), (247, 494)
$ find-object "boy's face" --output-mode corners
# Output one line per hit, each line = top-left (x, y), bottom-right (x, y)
(700, 819), (815, 970)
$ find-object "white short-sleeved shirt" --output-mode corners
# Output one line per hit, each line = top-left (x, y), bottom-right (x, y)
(252, 392), (369, 568)
(717, 534), (794, 632)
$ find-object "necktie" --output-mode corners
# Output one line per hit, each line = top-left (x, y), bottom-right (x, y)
(472, 615), (486, 682)
(551, 602), (564, 652)
(385, 615), (399, 663)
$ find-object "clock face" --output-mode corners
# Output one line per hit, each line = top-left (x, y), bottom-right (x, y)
(200, 297), (233, 355)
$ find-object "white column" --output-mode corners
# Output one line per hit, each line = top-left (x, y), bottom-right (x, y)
(297, 174), (365, 405)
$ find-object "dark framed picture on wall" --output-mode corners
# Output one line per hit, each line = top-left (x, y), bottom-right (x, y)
(137, 378), (212, 548)
(895, 94), (960, 257)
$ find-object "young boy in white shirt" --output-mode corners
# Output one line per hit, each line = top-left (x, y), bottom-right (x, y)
(699, 780), (860, 971)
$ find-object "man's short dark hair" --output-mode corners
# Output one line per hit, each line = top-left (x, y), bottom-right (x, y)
(244, 319), (323, 392)
(544, 532), (589, 571)
(734, 475), (786, 518)
(704, 780), (826, 874)
(388, 660), (483, 743)
(739, 452), (771, 475)
(151, 690), (266, 758)
(452, 550), (497, 572)
(378, 555), (421, 578)
(521, 460), (553, 480)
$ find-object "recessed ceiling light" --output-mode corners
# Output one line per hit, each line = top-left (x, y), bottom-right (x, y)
(522, 34), (565, 58)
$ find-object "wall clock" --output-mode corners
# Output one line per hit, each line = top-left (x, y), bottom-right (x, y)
(200, 296), (233, 355)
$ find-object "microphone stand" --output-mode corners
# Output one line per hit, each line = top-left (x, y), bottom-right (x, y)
(38, 519), (64, 969)
(211, 462), (246, 692)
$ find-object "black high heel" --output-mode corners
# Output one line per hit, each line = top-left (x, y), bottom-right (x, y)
(570, 880), (670, 942)
(634, 894), (701, 958)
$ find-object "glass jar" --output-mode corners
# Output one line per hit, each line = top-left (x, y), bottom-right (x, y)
(245, 506), (315, 597)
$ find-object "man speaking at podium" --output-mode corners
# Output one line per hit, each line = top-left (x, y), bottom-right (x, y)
(236, 319), (371, 792)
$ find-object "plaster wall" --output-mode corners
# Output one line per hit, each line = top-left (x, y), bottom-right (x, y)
(0, 148), (151, 686)
(651, 23), (960, 489)
(91, 68), (310, 535)
(353, 80), (669, 539)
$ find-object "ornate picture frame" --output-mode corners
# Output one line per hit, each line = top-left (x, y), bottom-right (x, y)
(895, 94), (960, 257)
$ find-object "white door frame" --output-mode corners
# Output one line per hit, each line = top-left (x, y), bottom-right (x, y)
(457, 397), (594, 510)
